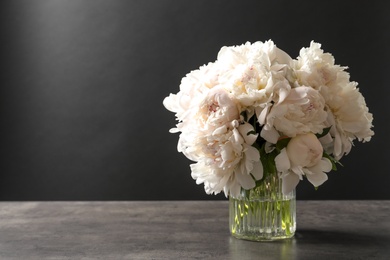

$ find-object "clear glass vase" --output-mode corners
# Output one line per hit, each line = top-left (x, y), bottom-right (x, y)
(229, 173), (296, 241)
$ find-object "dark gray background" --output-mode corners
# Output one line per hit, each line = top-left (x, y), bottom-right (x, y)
(1, 0), (388, 200)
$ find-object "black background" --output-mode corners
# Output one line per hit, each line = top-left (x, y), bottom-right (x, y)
(1, 0), (389, 200)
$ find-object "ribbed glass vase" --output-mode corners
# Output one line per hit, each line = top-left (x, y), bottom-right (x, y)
(229, 174), (296, 241)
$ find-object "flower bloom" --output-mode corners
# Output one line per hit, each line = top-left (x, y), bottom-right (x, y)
(163, 40), (374, 197)
(292, 41), (374, 159)
(190, 120), (263, 197)
(216, 40), (293, 108)
(259, 84), (328, 143)
(275, 133), (332, 194)
(166, 84), (263, 197)
(196, 87), (240, 133)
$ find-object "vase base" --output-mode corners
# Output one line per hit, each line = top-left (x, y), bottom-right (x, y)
(230, 232), (295, 242)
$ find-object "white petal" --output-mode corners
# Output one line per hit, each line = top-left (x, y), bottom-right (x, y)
(276, 83), (290, 103)
(309, 158), (332, 173)
(244, 144), (260, 162)
(212, 125), (227, 135)
(235, 171), (256, 190)
(288, 86), (309, 102)
(190, 163), (207, 183)
(251, 161), (264, 180)
(275, 148), (291, 172)
(212, 172), (230, 193)
(260, 126), (280, 144)
(257, 104), (271, 125)
(162, 94), (178, 112)
(319, 133), (333, 145)
(238, 122), (258, 145)
(281, 173), (300, 195)
(291, 166), (305, 177)
(305, 170), (328, 187)
(333, 131), (342, 159)
(169, 128), (180, 133)
(232, 128), (244, 144)
(229, 182), (242, 198)
(274, 47), (293, 65)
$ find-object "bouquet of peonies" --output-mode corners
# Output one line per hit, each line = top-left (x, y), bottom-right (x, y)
(163, 40), (374, 198)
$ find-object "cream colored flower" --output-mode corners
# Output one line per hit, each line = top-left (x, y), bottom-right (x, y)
(287, 133), (323, 167)
(216, 40), (293, 108)
(275, 133), (332, 194)
(292, 41), (345, 90)
(292, 41), (374, 159)
(259, 83), (327, 143)
(163, 62), (220, 133)
(190, 121), (263, 197)
(196, 87), (240, 132)
(174, 87), (240, 161)
(324, 82), (374, 159)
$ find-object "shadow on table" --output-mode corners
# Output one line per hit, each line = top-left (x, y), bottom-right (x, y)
(228, 229), (390, 260)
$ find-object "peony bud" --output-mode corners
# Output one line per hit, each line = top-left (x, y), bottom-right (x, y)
(286, 133), (323, 168)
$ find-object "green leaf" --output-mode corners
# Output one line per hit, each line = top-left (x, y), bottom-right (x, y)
(276, 137), (291, 152)
(247, 130), (257, 136)
(322, 151), (343, 171)
(316, 126), (332, 139)
(240, 111), (248, 122)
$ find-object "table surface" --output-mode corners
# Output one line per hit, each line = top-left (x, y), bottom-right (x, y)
(0, 201), (389, 260)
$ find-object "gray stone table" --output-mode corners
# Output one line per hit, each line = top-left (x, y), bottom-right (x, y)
(0, 201), (389, 259)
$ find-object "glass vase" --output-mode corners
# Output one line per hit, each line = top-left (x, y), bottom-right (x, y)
(229, 173), (296, 241)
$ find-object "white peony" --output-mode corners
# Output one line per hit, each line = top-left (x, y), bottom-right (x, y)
(259, 84), (328, 143)
(275, 133), (332, 194)
(292, 41), (345, 90)
(216, 40), (293, 108)
(173, 87), (240, 161)
(292, 41), (374, 159)
(196, 87), (240, 133)
(322, 84), (374, 159)
(190, 121), (263, 198)
(163, 62), (220, 133)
